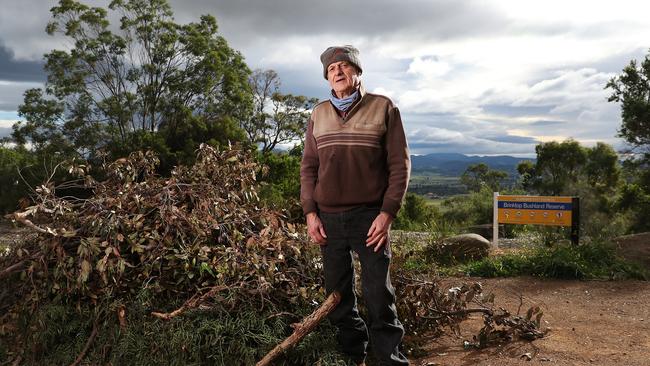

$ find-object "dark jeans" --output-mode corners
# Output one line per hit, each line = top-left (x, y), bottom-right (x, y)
(319, 206), (409, 366)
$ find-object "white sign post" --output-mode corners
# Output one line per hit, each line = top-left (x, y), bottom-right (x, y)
(493, 191), (499, 248)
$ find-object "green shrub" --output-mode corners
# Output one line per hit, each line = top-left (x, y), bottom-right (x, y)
(255, 147), (303, 220)
(10, 295), (346, 366)
(392, 236), (432, 273)
(0, 146), (37, 214)
(393, 193), (439, 231)
(440, 187), (493, 227)
(459, 240), (648, 280)
(618, 181), (650, 233)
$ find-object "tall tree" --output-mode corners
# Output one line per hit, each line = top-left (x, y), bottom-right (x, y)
(460, 163), (508, 192)
(517, 139), (621, 196)
(606, 50), (650, 231)
(606, 51), (650, 153)
(516, 140), (627, 237)
(243, 69), (318, 153)
(11, 0), (252, 161)
(584, 142), (621, 194)
(518, 139), (588, 195)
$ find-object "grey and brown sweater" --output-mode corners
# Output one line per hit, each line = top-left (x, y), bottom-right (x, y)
(300, 86), (411, 217)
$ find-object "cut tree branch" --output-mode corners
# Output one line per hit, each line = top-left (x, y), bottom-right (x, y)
(422, 307), (493, 320)
(4, 209), (51, 235)
(256, 291), (341, 366)
(11, 355), (22, 366)
(69, 320), (98, 366)
(151, 285), (228, 320)
(0, 260), (27, 280)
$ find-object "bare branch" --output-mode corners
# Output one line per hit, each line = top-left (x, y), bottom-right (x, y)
(68, 320), (98, 366)
(256, 291), (341, 366)
(151, 285), (228, 320)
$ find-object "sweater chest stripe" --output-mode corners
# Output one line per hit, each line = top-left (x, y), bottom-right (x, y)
(316, 131), (380, 138)
(316, 135), (380, 143)
(317, 141), (381, 149)
(316, 137), (381, 148)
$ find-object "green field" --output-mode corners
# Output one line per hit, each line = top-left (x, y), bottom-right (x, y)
(408, 170), (467, 197)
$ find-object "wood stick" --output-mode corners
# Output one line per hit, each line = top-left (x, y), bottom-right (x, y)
(421, 307), (493, 320)
(69, 321), (98, 366)
(11, 355), (22, 366)
(151, 285), (227, 320)
(0, 260), (26, 280)
(117, 305), (127, 330)
(256, 291), (341, 366)
(5, 208), (51, 236)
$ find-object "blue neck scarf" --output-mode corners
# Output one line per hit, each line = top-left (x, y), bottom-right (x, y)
(330, 89), (359, 112)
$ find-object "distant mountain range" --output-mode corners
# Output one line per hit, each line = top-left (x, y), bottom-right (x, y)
(410, 153), (535, 177)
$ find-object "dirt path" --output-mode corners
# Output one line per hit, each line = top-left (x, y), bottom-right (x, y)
(413, 277), (650, 366)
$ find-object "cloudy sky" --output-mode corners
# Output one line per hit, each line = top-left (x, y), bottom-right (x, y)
(1, 0), (649, 156)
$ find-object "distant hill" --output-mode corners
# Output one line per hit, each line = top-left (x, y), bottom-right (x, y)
(410, 153), (534, 177)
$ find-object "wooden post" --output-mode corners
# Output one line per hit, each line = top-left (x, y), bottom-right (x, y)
(256, 291), (341, 366)
(571, 197), (580, 245)
(493, 192), (499, 248)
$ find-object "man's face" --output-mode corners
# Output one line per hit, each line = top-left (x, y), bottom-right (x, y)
(327, 61), (360, 98)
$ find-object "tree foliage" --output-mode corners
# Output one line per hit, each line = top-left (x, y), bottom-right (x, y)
(0, 147), (36, 213)
(393, 193), (439, 230)
(584, 142), (623, 194)
(441, 186), (495, 227)
(606, 50), (650, 152)
(517, 140), (628, 238)
(517, 140), (622, 198)
(460, 163), (508, 193)
(516, 139), (622, 196)
(243, 69), (318, 153)
(11, 0), (252, 162)
(517, 139), (587, 195)
(607, 50), (650, 232)
(255, 145), (303, 219)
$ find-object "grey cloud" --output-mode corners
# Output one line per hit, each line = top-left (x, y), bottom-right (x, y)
(268, 66), (329, 100)
(568, 20), (643, 39)
(169, 0), (512, 46)
(0, 0), (60, 61)
(406, 124), (537, 155)
(481, 104), (554, 116)
(0, 81), (42, 112)
(481, 134), (539, 144)
(0, 0), (591, 66)
(0, 44), (45, 82)
(507, 20), (573, 38)
(0, 127), (13, 139)
(529, 120), (565, 126)
(573, 47), (648, 75)
(408, 140), (534, 156)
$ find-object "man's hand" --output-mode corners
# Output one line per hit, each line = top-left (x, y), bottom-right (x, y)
(366, 211), (393, 252)
(306, 212), (327, 245)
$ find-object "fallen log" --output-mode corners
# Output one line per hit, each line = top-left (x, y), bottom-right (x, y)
(256, 291), (341, 366)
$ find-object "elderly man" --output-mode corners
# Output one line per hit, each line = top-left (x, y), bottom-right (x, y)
(300, 45), (410, 365)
